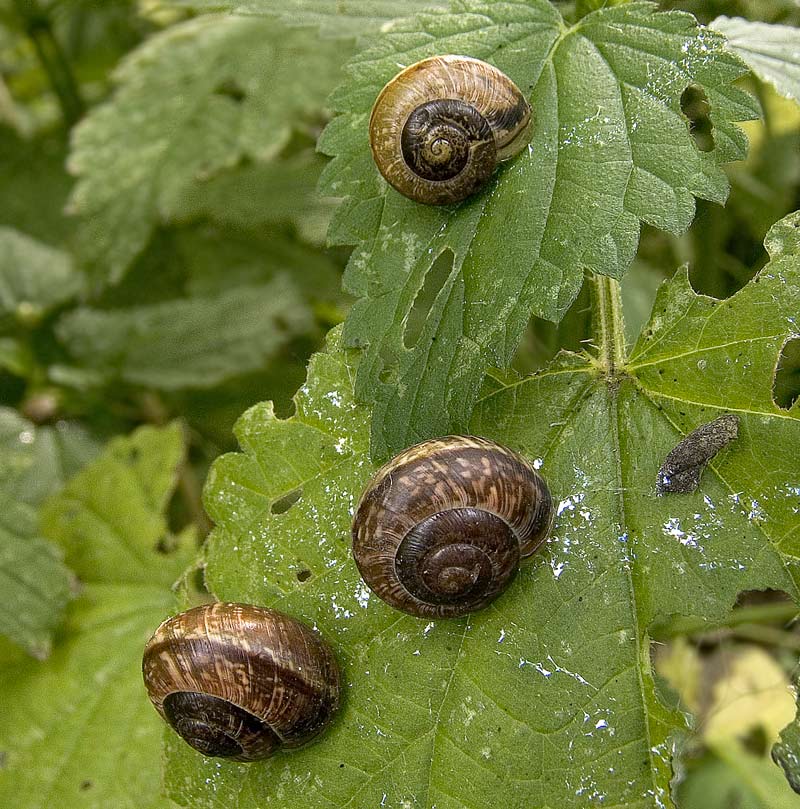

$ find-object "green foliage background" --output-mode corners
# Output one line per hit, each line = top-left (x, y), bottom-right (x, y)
(0, 0), (799, 807)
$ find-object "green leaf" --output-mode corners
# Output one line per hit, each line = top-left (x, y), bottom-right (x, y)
(0, 127), (73, 245)
(0, 227), (83, 321)
(775, 694), (800, 796)
(164, 212), (800, 808)
(55, 278), (314, 390)
(0, 409), (98, 659)
(159, 0), (449, 37)
(67, 15), (349, 286)
(40, 423), (194, 584)
(171, 150), (337, 245)
(681, 741), (800, 809)
(0, 423), (191, 809)
(712, 16), (800, 103)
(321, 0), (759, 460)
(175, 225), (345, 309)
(0, 585), (182, 809)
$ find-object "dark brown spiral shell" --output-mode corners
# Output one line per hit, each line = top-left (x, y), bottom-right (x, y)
(142, 603), (340, 761)
(352, 435), (553, 618)
(369, 55), (532, 205)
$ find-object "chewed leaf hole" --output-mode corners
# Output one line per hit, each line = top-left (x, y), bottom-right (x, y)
(680, 84), (714, 153)
(296, 568), (312, 582)
(773, 337), (800, 410)
(271, 487), (302, 515)
(403, 249), (455, 349)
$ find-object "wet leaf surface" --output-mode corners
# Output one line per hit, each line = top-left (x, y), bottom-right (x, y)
(320, 0), (759, 459)
(165, 216), (800, 808)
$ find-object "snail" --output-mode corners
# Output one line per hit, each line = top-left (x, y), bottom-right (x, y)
(352, 435), (553, 618)
(369, 55), (532, 205)
(142, 602), (340, 761)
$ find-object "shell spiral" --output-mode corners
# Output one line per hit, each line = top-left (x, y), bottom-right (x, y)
(142, 603), (340, 761)
(352, 435), (553, 618)
(369, 55), (532, 205)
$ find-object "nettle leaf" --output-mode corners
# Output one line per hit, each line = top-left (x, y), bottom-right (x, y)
(0, 409), (98, 659)
(775, 690), (800, 796)
(0, 228), (83, 320)
(711, 16), (800, 104)
(67, 15), (348, 286)
(164, 213), (800, 808)
(175, 225), (345, 308)
(55, 278), (314, 390)
(171, 151), (337, 245)
(320, 0), (759, 460)
(161, 0), (449, 37)
(0, 424), (192, 809)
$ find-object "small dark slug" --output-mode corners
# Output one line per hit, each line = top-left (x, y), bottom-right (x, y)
(656, 414), (740, 494)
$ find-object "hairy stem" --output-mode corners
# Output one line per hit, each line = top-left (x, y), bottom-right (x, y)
(589, 272), (627, 372)
(12, 0), (84, 126)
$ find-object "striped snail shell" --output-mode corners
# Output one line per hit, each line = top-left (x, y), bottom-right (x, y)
(352, 436), (553, 618)
(142, 603), (340, 761)
(368, 55), (532, 205)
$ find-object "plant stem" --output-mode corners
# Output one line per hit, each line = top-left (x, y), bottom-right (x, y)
(12, 0), (84, 126)
(589, 272), (627, 372)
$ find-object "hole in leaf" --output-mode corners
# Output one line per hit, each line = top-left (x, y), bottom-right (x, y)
(80, 780), (93, 791)
(214, 79), (246, 102)
(296, 568), (312, 582)
(773, 337), (800, 410)
(680, 84), (714, 152)
(403, 249), (455, 349)
(271, 488), (302, 515)
(378, 341), (399, 385)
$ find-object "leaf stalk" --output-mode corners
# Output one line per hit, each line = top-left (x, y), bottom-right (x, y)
(589, 272), (627, 373)
(12, 0), (85, 127)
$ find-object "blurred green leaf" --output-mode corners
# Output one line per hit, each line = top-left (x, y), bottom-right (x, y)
(165, 213), (800, 808)
(621, 259), (669, 348)
(40, 422), (193, 583)
(0, 127), (72, 244)
(680, 741), (800, 809)
(172, 150), (337, 245)
(67, 15), (348, 286)
(712, 16), (800, 103)
(0, 423), (190, 809)
(0, 408), (98, 658)
(175, 224), (345, 309)
(321, 0), (759, 460)
(0, 227), (83, 320)
(55, 278), (314, 390)
(158, 0), (448, 37)
(0, 410), (71, 659)
(0, 585), (183, 809)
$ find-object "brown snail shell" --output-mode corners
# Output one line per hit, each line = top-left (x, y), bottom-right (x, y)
(368, 55), (532, 205)
(142, 603), (340, 761)
(352, 435), (553, 618)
